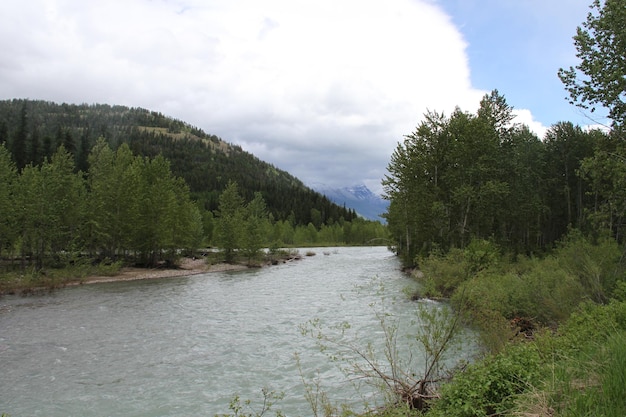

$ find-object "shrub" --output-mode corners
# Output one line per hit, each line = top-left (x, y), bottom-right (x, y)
(453, 254), (587, 332)
(463, 239), (500, 274)
(418, 248), (469, 298)
(427, 343), (542, 417)
(555, 232), (623, 303)
(518, 302), (626, 417)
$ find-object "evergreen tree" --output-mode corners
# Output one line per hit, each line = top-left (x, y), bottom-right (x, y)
(76, 130), (90, 173)
(42, 134), (53, 161)
(10, 103), (28, 170)
(0, 121), (8, 146)
(30, 126), (40, 165)
(63, 129), (76, 155)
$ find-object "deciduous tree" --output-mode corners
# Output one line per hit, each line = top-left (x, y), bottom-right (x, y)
(558, 0), (626, 128)
(215, 181), (245, 262)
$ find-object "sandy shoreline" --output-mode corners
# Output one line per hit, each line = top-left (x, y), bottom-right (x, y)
(76, 257), (250, 285)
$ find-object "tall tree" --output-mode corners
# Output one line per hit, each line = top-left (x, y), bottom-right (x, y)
(86, 139), (141, 258)
(0, 144), (17, 257)
(383, 91), (561, 263)
(76, 130), (90, 173)
(499, 126), (547, 252)
(579, 130), (626, 241)
(383, 110), (451, 263)
(543, 122), (595, 238)
(241, 192), (269, 262)
(30, 126), (40, 165)
(10, 103), (28, 170)
(16, 146), (84, 268)
(558, 0), (626, 242)
(133, 155), (178, 266)
(558, 0), (626, 128)
(0, 121), (8, 146)
(215, 181), (245, 262)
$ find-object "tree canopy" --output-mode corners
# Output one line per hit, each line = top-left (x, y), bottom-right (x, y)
(558, 0), (626, 128)
(383, 90), (604, 265)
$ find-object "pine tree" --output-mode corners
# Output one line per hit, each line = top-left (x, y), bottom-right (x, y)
(11, 103), (28, 170)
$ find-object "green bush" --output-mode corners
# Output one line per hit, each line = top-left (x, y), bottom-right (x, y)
(452, 253), (587, 331)
(521, 257), (585, 324)
(463, 239), (500, 274)
(418, 248), (470, 298)
(553, 300), (626, 355)
(427, 343), (542, 417)
(555, 232), (623, 303)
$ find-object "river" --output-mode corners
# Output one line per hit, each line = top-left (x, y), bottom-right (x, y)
(0, 246), (472, 416)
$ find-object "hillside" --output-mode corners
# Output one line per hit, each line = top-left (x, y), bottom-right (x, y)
(0, 99), (357, 226)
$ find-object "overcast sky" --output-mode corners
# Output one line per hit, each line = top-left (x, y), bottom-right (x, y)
(0, 0), (594, 193)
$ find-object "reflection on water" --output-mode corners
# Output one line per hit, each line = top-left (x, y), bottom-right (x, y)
(0, 247), (473, 416)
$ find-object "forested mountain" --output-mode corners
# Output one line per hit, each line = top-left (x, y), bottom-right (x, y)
(0, 99), (357, 226)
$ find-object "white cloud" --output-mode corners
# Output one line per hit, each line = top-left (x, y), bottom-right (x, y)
(512, 109), (549, 139)
(0, 0), (487, 190)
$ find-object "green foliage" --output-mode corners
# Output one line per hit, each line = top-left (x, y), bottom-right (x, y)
(579, 134), (626, 248)
(513, 301), (626, 417)
(428, 343), (542, 417)
(554, 230), (623, 303)
(83, 140), (203, 266)
(463, 239), (500, 274)
(0, 138), (202, 282)
(416, 232), (626, 354)
(558, 0), (626, 127)
(417, 248), (469, 299)
(0, 99), (358, 228)
(241, 192), (270, 263)
(14, 146), (85, 269)
(341, 300), (626, 417)
(0, 144), (17, 257)
(214, 389), (285, 417)
(215, 181), (246, 263)
(383, 90), (606, 266)
(553, 300), (626, 355)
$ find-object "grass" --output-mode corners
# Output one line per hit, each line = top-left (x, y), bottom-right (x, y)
(0, 258), (123, 295)
(527, 330), (626, 417)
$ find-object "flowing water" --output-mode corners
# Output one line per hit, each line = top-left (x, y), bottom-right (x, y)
(0, 246), (472, 416)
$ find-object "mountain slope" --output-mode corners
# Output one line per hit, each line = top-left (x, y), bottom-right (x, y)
(0, 99), (357, 226)
(312, 183), (388, 223)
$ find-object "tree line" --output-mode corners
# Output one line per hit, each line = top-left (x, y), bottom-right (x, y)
(383, 89), (617, 265)
(0, 137), (387, 274)
(212, 181), (388, 263)
(0, 139), (203, 269)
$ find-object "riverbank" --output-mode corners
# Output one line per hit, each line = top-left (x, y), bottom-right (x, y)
(75, 257), (250, 286)
(1, 251), (305, 295)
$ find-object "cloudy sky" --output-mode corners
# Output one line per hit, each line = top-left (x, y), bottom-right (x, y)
(0, 0), (594, 193)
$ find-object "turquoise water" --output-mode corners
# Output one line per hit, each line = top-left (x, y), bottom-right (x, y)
(0, 247), (470, 416)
